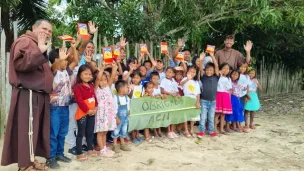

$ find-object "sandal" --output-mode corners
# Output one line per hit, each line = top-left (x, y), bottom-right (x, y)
(184, 131), (191, 138)
(87, 152), (98, 157)
(76, 155), (88, 161)
(33, 160), (48, 170)
(242, 128), (249, 133)
(19, 166), (37, 171)
(145, 138), (152, 143)
(219, 131), (228, 135)
(226, 129), (233, 133)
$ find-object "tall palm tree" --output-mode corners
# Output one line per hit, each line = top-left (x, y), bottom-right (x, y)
(1, 0), (49, 51)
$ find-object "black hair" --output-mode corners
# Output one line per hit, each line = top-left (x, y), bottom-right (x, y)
(76, 64), (93, 84)
(182, 48), (191, 53)
(191, 56), (199, 68)
(143, 81), (153, 89)
(150, 71), (160, 80)
(130, 69), (141, 78)
(248, 69), (257, 78)
(127, 57), (138, 71)
(92, 70), (108, 84)
(115, 80), (128, 93)
(166, 67), (175, 73)
(143, 60), (152, 66)
(48, 48), (59, 64)
(105, 67), (112, 74)
(230, 69), (240, 81)
(187, 65), (199, 81)
(205, 62), (215, 70)
(219, 62), (231, 70)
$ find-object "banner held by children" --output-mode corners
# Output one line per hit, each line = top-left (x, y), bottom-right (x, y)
(129, 96), (200, 131)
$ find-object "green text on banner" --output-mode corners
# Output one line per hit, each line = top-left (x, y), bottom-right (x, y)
(129, 96), (200, 131)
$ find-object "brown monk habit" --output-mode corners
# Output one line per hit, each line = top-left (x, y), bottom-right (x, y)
(1, 31), (53, 168)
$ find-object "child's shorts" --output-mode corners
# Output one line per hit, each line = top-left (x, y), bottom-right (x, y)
(111, 114), (129, 139)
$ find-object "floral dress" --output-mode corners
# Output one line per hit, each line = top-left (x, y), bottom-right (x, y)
(94, 86), (117, 133)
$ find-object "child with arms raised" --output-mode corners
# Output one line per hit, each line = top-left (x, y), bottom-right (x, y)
(112, 80), (132, 153)
(47, 44), (78, 169)
(198, 52), (219, 138)
(94, 62), (118, 157)
(244, 69), (262, 129)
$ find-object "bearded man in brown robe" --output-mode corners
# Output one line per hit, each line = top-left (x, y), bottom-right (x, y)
(1, 20), (53, 171)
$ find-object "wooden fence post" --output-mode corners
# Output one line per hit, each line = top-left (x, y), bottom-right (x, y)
(5, 52), (11, 121)
(0, 27), (6, 138)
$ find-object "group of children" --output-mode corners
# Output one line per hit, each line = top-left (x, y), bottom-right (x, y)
(46, 24), (262, 169)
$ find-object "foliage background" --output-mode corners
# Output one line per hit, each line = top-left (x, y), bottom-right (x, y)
(1, 0), (304, 72)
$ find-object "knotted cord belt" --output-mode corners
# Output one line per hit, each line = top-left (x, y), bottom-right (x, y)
(16, 87), (45, 162)
(29, 89), (34, 162)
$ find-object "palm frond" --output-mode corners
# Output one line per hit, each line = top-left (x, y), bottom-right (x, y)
(16, 0), (49, 31)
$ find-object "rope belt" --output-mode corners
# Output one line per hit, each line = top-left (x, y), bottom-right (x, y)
(16, 87), (44, 162)
(29, 89), (34, 162)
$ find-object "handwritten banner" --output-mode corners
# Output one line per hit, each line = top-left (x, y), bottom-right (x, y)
(129, 96), (200, 131)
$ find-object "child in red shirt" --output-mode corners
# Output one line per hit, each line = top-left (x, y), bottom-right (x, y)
(73, 64), (98, 161)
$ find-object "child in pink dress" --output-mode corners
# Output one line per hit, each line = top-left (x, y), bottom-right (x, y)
(215, 63), (232, 134)
(94, 63), (118, 157)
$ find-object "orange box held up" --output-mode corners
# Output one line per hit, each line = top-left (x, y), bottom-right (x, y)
(206, 45), (215, 53)
(102, 47), (113, 63)
(176, 52), (184, 61)
(77, 23), (90, 39)
(161, 42), (168, 54)
(140, 44), (148, 54)
(113, 45), (120, 60)
(57, 35), (74, 41)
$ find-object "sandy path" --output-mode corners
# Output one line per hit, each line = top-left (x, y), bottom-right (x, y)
(1, 93), (304, 171)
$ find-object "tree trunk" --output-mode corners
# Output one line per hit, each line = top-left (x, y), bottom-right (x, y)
(1, 7), (13, 52)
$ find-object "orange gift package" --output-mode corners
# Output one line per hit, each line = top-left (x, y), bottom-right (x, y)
(140, 44), (148, 54)
(160, 42), (168, 54)
(176, 52), (184, 61)
(57, 35), (74, 41)
(113, 45), (120, 60)
(75, 99), (95, 120)
(206, 45), (215, 53)
(77, 23), (90, 39)
(102, 47), (113, 63)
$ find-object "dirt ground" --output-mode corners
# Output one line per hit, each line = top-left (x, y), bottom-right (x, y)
(1, 92), (304, 171)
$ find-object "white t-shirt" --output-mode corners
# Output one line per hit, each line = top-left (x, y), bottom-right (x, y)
(217, 76), (232, 93)
(159, 72), (166, 82)
(114, 95), (130, 112)
(160, 78), (179, 94)
(181, 78), (201, 99)
(238, 74), (250, 97)
(131, 85), (143, 99)
(153, 85), (161, 96)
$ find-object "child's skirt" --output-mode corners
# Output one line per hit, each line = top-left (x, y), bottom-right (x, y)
(215, 92), (232, 114)
(225, 95), (244, 122)
(244, 92), (261, 111)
